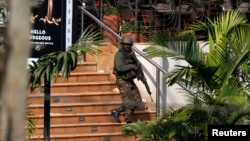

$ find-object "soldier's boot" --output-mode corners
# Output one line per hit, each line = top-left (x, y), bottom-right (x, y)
(110, 106), (124, 123)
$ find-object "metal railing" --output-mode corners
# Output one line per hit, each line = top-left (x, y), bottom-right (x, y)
(80, 6), (168, 117)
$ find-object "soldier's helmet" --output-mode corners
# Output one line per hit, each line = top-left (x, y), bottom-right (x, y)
(120, 36), (133, 45)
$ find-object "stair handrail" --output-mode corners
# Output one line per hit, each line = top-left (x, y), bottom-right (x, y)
(80, 6), (168, 117)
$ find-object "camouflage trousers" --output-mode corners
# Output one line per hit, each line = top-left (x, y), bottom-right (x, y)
(116, 78), (142, 122)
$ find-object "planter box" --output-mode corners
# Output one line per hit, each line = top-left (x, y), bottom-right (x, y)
(103, 14), (120, 45)
(103, 14), (120, 32)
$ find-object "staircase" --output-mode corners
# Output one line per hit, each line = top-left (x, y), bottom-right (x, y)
(27, 43), (156, 141)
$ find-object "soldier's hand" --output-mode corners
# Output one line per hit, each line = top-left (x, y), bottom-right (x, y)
(142, 77), (147, 83)
(134, 65), (139, 71)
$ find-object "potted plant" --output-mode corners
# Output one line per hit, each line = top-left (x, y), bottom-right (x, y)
(103, 2), (119, 15)
(120, 20), (146, 42)
(103, 2), (120, 31)
(102, 2), (121, 45)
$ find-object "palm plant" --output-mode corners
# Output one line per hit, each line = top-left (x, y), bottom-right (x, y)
(26, 104), (36, 139)
(122, 10), (250, 141)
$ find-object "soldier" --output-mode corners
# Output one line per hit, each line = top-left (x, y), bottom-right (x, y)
(110, 36), (146, 124)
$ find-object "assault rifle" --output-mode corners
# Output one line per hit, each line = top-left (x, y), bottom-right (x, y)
(136, 62), (153, 102)
(127, 50), (153, 102)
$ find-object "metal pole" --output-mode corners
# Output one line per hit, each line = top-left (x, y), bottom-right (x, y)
(208, 0), (211, 18)
(178, 0), (181, 31)
(135, 0), (138, 42)
(44, 75), (51, 141)
(100, 0), (103, 34)
(156, 69), (160, 117)
(81, 2), (85, 34)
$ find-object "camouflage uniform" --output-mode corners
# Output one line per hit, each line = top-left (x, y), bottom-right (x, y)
(113, 48), (143, 122)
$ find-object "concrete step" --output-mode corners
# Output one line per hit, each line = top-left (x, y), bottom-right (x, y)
(54, 71), (110, 83)
(28, 101), (148, 115)
(29, 111), (156, 125)
(29, 132), (136, 141)
(27, 91), (121, 104)
(31, 81), (117, 93)
(32, 122), (128, 136)
(71, 62), (97, 72)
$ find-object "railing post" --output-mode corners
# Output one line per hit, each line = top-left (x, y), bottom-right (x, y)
(100, 0), (103, 34)
(156, 68), (160, 117)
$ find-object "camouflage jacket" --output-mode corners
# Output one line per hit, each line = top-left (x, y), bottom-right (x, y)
(113, 48), (139, 80)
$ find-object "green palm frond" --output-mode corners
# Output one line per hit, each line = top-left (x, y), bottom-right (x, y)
(220, 27), (250, 83)
(72, 25), (106, 55)
(181, 19), (211, 35)
(122, 120), (147, 137)
(159, 108), (191, 139)
(212, 10), (247, 37)
(157, 107), (209, 140)
(165, 63), (219, 90)
(227, 107), (250, 124)
(143, 31), (177, 58)
(217, 80), (248, 105)
(183, 11), (248, 68)
(122, 120), (167, 141)
(26, 104), (36, 139)
(144, 31), (205, 61)
(196, 91), (219, 105)
(197, 11), (248, 83)
(204, 11), (246, 52)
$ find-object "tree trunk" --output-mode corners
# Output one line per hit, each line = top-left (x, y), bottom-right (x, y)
(1, 0), (31, 141)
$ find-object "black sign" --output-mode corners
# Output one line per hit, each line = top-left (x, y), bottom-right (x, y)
(30, 0), (67, 58)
